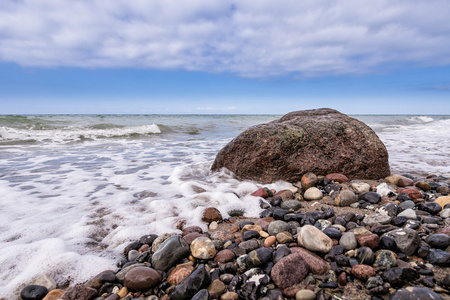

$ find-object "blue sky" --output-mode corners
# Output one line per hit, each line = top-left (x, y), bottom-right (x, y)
(1, 0), (449, 114)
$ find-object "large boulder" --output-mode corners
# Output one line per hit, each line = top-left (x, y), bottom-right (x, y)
(211, 108), (390, 183)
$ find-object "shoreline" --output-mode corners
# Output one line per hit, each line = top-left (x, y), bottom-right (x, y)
(14, 172), (450, 300)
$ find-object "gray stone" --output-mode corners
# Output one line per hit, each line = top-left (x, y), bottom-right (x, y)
(382, 228), (421, 256)
(390, 287), (443, 300)
(268, 220), (290, 236)
(151, 235), (190, 271)
(340, 232), (357, 250)
(399, 200), (416, 210)
(304, 187), (323, 200)
(296, 289), (316, 300)
(397, 208), (417, 219)
(335, 190), (357, 207)
(280, 200), (302, 211)
(363, 214), (392, 226)
(297, 225), (333, 253)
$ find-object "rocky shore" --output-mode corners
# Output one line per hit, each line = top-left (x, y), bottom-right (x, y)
(19, 172), (450, 300)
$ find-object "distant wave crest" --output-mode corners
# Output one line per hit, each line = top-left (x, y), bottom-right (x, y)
(0, 123), (162, 144)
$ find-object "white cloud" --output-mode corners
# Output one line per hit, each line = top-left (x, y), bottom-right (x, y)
(0, 0), (449, 77)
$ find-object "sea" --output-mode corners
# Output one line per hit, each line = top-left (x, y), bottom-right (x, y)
(0, 114), (449, 298)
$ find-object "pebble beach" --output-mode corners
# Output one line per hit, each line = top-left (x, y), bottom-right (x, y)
(22, 172), (450, 300)
(1, 114), (449, 300)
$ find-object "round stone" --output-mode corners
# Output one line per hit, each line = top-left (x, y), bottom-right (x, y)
(167, 263), (195, 285)
(248, 247), (273, 267)
(397, 208), (417, 219)
(297, 225), (333, 253)
(390, 287), (443, 300)
(202, 207), (223, 223)
(20, 285), (48, 300)
(276, 231), (294, 244)
(243, 230), (260, 241)
(426, 234), (450, 249)
(214, 249), (235, 263)
(301, 172), (319, 189)
(124, 267), (162, 291)
(351, 182), (371, 193)
(340, 232), (357, 250)
(296, 289), (316, 300)
(323, 227), (342, 239)
(335, 190), (357, 207)
(363, 214), (391, 226)
(191, 234), (217, 259)
(373, 250), (397, 269)
(280, 200), (302, 211)
(268, 220), (290, 236)
(304, 187), (323, 200)
(271, 253), (309, 289)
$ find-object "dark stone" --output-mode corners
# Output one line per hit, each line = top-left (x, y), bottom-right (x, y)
(182, 226), (203, 236)
(335, 255), (350, 267)
(273, 209), (289, 220)
(391, 216), (408, 227)
(211, 108), (390, 183)
(404, 220), (421, 230)
(356, 247), (375, 265)
(382, 228), (420, 256)
(390, 287), (443, 300)
(20, 285), (48, 300)
(417, 244), (430, 258)
(269, 196), (282, 207)
(361, 192), (382, 204)
(191, 289), (210, 300)
(334, 216), (346, 226)
(243, 230), (260, 241)
(151, 235), (190, 271)
(418, 268), (434, 276)
(422, 217), (440, 224)
(239, 221), (255, 229)
(344, 212), (358, 223)
(320, 282), (338, 289)
(273, 245), (291, 264)
(397, 193), (412, 202)
(323, 227), (342, 239)
(325, 245), (345, 261)
(325, 184), (342, 196)
(381, 267), (419, 287)
(418, 202), (442, 215)
(443, 274), (450, 289)
(248, 247), (273, 267)
(379, 236), (397, 251)
(284, 213), (303, 222)
(345, 221), (358, 231)
(239, 239), (260, 253)
(124, 241), (141, 256)
(139, 234), (158, 245)
(426, 234), (450, 249)
(427, 249), (450, 266)
(260, 208), (275, 218)
(60, 284), (97, 300)
(422, 277), (436, 288)
(169, 264), (210, 300)
(371, 225), (398, 236)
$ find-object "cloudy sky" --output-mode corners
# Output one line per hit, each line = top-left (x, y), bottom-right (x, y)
(1, 0), (449, 114)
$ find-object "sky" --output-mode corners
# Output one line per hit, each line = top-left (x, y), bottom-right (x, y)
(1, 0), (449, 115)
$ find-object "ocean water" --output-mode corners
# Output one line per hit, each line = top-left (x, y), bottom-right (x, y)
(0, 114), (449, 298)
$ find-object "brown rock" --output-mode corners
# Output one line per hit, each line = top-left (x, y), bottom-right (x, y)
(251, 187), (269, 198)
(60, 284), (97, 300)
(351, 264), (378, 281)
(301, 172), (318, 189)
(242, 224), (263, 234)
(283, 286), (300, 298)
(221, 292), (239, 300)
(167, 263), (195, 285)
(415, 181), (431, 191)
(274, 189), (294, 201)
(208, 279), (227, 296)
(214, 249), (236, 263)
(124, 267), (162, 291)
(183, 232), (204, 245)
(271, 253), (309, 289)
(338, 272), (347, 286)
(398, 188), (422, 201)
(181, 226), (203, 237)
(326, 173), (349, 183)
(264, 236), (277, 247)
(435, 227), (450, 236)
(436, 186), (450, 194)
(290, 247), (330, 275)
(43, 289), (64, 300)
(435, 196), (450, 208)
(397, 177), (414, 187)
(357, 234), (380, 249)
(211, 108), (390, 183)
(202, 207), (223, 223)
